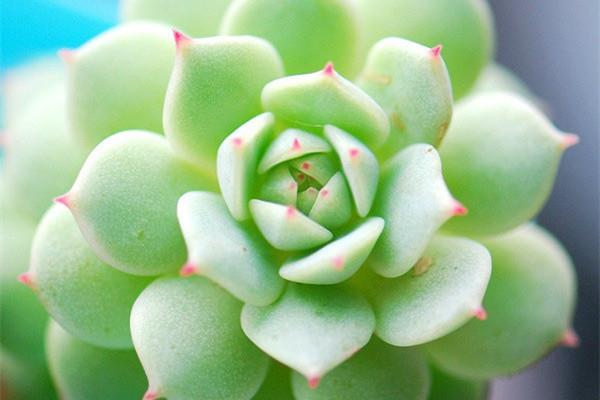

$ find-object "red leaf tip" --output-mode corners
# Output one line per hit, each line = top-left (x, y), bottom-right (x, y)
(560, 133), (580, 150)
(58, 49), (76, 63)
(560, 328), (580, 348)
(473, 306), (488, 321)
(292, 138), (302, 150)
(143, 390), (158, 400)
(332, 256), (344, 271)
(17, 273), (35, 289)
(179, 262), (198, 277)
(173, 30), (192, 49)
(349, 148), (360, 158)
(308, 375), (321, 389)
(54, 193), (71, 208)
(286, 206), (297, 218)
(323, 62), (335, 76)
(451, 200), (468, 216)
(431, 45), (443, 57)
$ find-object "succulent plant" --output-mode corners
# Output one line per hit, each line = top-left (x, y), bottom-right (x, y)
(0, 1), (581, 399)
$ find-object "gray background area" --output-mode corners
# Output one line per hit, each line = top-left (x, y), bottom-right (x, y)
(486, 1), (599, 399)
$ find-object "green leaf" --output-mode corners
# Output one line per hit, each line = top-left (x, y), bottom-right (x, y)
(429, 365), (488, 400)
(252, 361), (295, 400)
(178, 192), (284, 306)
(258, 128), (331, 174)
(288, 154), (337, 186)
(260, 165), (298, 206)
(369, 144), (458, 278)
(426, 224), (577, 379)
(220, 0), (360, 76)
(249, 199), (332, 251)
(308, 172), (353, 229)
(0, 349), (57, 400)
(217, 113), (275, 220)
(357, 235), (491, 346)
(46, 321), (147, 400)
(131, 276), (269, 399)
(262, 66), (389, 147)
(164, 34), (283, 176)
(440, 92), (574, 236)
(297, 188), (320, 216)
(280, 218), (384, 285)
(241, 283), (375, 383)
(66, 22), (175, 149)
(291, 338), (430, 399)
(324, 125), (379, 217)
(29, 205), (152, 349)
(65, 130), (213, 276)
(357, 37), (453, 158)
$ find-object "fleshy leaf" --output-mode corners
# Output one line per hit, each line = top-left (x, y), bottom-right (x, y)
(429, 365), (488, 400)
(369, 144), (458, 277)
(217, 112), (275, 220)
(241, 283), (375, 383)
(280, 218), (384, 285)
(308, 172), (353, 229)
(177, 192), (284, 306)
(297, 188), (319, 216)
(46, 321), (147, 400)
(324, 125), (379, 217)
(253, 361), (295, 400)
(164, 34), (283, 176)
(65, 130), (213, 276)
(357, 37), (453, 158)
(471, 63), (540, 105)
(355, 0), (495, 98)
(288, 154), (337, 186)
(291, 338), (430, 399)
(29, 205), (152, 349)
(262, 65), (389, 147)
(440, 92), (574, 236)
(220, 0), (360, 76)
(357, 235), (491, 346)
(121, 0), (232, 37)
(260, 165), (298, 206)
(66, 22), (174, 148)
(426, 224), (577, 379)
(249, 199), (332, 250)
(131, 276), (269, 400)
(258, 128), (331, 174)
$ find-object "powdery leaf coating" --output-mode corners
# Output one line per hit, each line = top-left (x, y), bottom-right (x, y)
(241, 283), (375, 383)
(369, 144), (458, 278)
(291, 338), (430, 399)
(221, 0), (360, 76)
(3, 85), (87, 220)
(426, 224), (577, 379)
(66, 22), (175, 149)
(252, 361), (295, 400)
(324, 125), (379, 217)
(121, 0), (233, 37)
(217, 113), (275, 221)
(429, 365), (488, 400)
(29, 205), (152, 349)
(249, 199), (333, 251)
(262, 66), (390, 147)
(131, 276), (269, 400)
(308, 172), (353, 229)
(164, 35), (284, 176)
(355, 0), (494, 98)
(440, 92), (574, 236)
(46, 321), (147, 400)
(66, 130), (213, 276)
(280, 218), (385, 285)
(178, 191), (284, 306)
(357, 37), (453, 159)
(357, 235), (491, 346)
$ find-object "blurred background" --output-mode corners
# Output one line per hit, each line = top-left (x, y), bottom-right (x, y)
(1, 0), (598, 399)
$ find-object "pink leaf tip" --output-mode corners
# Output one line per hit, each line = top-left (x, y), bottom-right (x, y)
(292, 138), (302, 150)
(231, 137), (243, 147)
(286, 206), (297, 218)
(301, 162), (311, 170)
(560, 133), (580, 150)
(560, 328), (580, 348)
(323, 62), (335, 76)
(332, 256), (344, 271)
(173, 30), (192, 50)
(321, 189), (329, 197)
(349, 148), (360, 158)
(308, 375), (321, 389)
(143, 389), (158, 400)
(431, 45), (443, 57)
(17, 273), (35, 289)
(54, 193), (71, 208)
(179, 261), (198, 277)
(451, 200), (468, 216)
(473, 306), (488, 321)
(58, 48), (76, 63)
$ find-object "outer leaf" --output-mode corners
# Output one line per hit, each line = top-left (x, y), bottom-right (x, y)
(66, 22), (174, 148)
(308, 172), (353, 229)
(262, 66), (389, 147)
(249, 199), (332, 250)
(46, 321), (147, 400)
(217, 113), (275, 220)
(429, 365), (488, 400)
(357, 37), (453, 158)
(252, 361), (295, 400)
(121, 0), (232, 37)
(280, 218), (384, 285)
(65, 130), (212, 276)
(440, 92), (573, 236)
(241, 283), (375, 383)
(29, 205), (152, 349)
(164, 34), (283, 176)
(291, 338), (430, 399)
(178, 192), (284, 306)
(131, 276), (269, 400)
(357, 235), (491, 346)
(426, 224), (577, 379)
(355, 0), (494, 98)
(221, 0), (360, 76)
(324, 125), (379, 217)
(471, 63), (539, 103)
(369, 144), (458, 277)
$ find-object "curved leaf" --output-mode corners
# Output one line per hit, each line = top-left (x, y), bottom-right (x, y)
(258, 128), (331, 173)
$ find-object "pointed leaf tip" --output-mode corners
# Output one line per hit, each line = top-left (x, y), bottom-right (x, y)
(560, 328), (580, 348)
(431, 45), (443, 57)
(473, 306), (488, 320)
(179, 262), (198, 277)
(173, 29), (192, 49)
(451, 200), (468, 216)
(58, 48), (76, 63)
(560, 133), (580, 150)
(143, 389), (158, 400)
(323, 62), (335, 76)
(17, 272), (35, 288)
(308, 375), (321, 389)
(53, 193), (71, 208)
